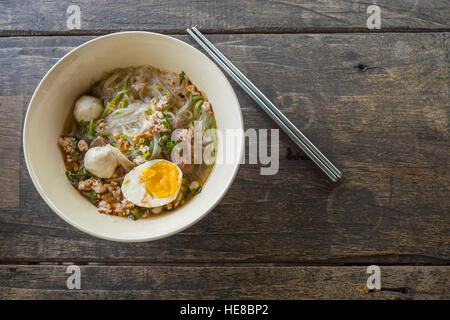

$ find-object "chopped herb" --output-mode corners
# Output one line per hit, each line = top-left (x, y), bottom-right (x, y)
(179, 71), (185, 85)
(79, 167), (87, 176)
(181, 185), (191, 202)
(142, 152), (151, 159)
(118, 95), (128, 109)
(67, 167), (89, 182)
(163, 113), (172, 129)
(88, 119), (95, 136)
(193, 100), (203, 118)
(122, 134), (128, 140)
(161, 118), (171, 129)
(130, 208), (142, 220)
(158, 134), (168, 148)
(89, 192), (98, 205)
(211, 122), (216, 157)
(196, 187), (202, 194)
(110, 92), (121, 105)
(109, 82), (128, 109)
(191, 95), (203, 101)
(165, 139), (178, 152)
(158, 133), (177, 152)
(66, 171), (76, 184)
(138, 137), (146, 144)
(101, 102), (111, 118)
(88, 80), (100, 94)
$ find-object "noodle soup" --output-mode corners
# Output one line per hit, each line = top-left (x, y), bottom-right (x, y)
(58, 66), (216, 220)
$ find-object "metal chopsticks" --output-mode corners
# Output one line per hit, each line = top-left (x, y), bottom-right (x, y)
(187, 27), (342, 182)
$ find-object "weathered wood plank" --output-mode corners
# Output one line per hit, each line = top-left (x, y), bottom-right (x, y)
(0, 265), (448, 299)
(0, 34), (448, 263)
(0, 0), (448, 35)
(0, 96), (22, 208)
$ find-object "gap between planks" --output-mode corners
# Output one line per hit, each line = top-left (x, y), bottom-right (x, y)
(0, 258), (448, 267)
(0, 28), (449, 38)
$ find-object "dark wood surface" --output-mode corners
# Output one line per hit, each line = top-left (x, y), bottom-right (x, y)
(0, 1), (448, 299)
(0, 0), (449, 35)
(1, 265), (448, 299)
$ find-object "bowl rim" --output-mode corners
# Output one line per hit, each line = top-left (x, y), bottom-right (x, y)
(22, 31), (244, 242)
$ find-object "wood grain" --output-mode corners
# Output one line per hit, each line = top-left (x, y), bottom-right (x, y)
(0, 96), (23, 208)
(0, 0), (448, 36)
(0, 34), (448, 264)
(0, 265), (448, 299)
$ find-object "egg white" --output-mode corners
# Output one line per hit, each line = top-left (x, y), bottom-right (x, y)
(121, 159), (183, 208)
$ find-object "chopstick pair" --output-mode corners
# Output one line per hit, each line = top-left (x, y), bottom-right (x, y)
(187, 27), (342, 182)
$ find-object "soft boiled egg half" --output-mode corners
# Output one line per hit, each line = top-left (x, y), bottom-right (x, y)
(121, 159), (183, 208)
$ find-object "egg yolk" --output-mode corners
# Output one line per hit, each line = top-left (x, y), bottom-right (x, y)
(141, 162), (180, 198)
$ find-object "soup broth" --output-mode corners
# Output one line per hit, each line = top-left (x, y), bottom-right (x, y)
(58, 66), (216, 220)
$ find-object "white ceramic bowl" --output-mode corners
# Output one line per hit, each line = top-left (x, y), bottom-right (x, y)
(23, 32), (244, 242)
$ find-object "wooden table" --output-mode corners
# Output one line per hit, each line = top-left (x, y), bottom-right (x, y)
(0, 1), (448, 299)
